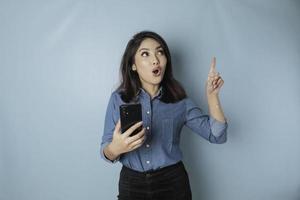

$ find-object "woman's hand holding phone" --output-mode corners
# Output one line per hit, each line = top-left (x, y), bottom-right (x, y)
(105, 119), (146, 160)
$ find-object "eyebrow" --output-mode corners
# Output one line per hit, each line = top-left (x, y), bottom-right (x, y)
(138, 46), (163, 52)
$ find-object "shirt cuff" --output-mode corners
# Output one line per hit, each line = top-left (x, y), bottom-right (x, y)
(100, 142), (120, 164)
(209, 116), (228, 137)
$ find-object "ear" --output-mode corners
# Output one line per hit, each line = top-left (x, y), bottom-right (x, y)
(132, 64), (137, 71)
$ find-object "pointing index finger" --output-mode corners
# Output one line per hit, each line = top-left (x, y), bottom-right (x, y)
(209, 56), (217, 74)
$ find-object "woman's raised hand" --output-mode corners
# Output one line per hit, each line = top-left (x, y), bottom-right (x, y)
(206, 57), (224, 96)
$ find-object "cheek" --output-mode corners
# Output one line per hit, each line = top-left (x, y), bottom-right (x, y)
(136, 69), (147, 77)
(136, 65), (150, 79)
(140, 59), (150, 66)
(135, 57), (150, 68)
(136, 61), (150, 74)
(161, 59), (167, 71)
(161, 56), (167, 66)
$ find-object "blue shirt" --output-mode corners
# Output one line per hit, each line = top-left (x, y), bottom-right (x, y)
(100, 87), (228, 172)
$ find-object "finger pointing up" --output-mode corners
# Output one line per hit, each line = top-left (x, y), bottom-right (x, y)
(209, 56), (217, 74)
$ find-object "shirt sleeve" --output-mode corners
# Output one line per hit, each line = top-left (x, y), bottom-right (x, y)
(100, 92), (120, 163)
(184, 98), (228, 144)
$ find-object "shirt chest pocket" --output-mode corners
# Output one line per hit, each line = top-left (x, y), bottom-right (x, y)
(162, 118), (174, 153)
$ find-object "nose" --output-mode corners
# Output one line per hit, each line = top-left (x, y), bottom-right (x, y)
(152, 55), (159, 66)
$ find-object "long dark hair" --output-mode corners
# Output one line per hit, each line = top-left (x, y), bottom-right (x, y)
(117, 31), (186, 103)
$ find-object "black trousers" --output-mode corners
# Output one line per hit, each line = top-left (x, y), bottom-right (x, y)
(118, 161), (192, 200)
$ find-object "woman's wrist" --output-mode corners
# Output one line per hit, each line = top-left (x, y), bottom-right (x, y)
(207, 93), (226, 123)
(104, 142), (121, 161)
(207, 93), (219, 106)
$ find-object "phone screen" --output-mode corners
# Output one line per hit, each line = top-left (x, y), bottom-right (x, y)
(119, 103), (142, 136)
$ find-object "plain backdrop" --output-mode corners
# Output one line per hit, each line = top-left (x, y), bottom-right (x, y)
(1, 0), (300, 200)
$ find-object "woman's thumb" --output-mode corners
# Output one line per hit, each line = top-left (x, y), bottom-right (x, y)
(114, 119), (121, 135)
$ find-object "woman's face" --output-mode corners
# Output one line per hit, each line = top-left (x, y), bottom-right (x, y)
(133, 38), (167, 88)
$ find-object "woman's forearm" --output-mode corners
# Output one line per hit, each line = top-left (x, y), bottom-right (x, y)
(207, 94), (226, 123)
(104, 143), (120, 161)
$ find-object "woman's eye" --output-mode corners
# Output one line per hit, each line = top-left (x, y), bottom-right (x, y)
(157, 50), (164, 55)
(141, 52), (149, 57)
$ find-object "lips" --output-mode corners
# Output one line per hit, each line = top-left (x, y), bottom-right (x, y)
(152, 67), (162, 76)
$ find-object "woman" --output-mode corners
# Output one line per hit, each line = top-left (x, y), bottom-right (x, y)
(100, 31), (228, 200)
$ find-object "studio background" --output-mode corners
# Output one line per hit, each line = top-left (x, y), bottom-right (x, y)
(1, 0), (300, 200)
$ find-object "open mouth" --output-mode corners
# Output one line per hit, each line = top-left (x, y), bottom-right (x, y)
(152, 67), (161, 76)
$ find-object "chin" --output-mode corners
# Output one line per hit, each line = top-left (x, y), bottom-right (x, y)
(151, 78), (163, 85)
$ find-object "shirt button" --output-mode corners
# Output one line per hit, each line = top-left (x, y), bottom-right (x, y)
(146, 144), (150, 148)
(146, 126), (150, 130)
(146, 161), (150, 164)
(147, 111), (150, 114)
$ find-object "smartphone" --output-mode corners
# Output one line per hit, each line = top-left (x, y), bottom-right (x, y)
(119, 103), (143, 136)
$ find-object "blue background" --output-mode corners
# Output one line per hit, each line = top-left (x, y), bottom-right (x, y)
(1, 0), (300, 199)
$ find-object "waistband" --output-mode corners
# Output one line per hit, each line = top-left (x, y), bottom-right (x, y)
(121, 161), (184, 177)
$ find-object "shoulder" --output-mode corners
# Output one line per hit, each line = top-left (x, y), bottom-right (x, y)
(162, 96), (193, 109)
(108, 89), (125, 105)
(178, 96), (193, 105)
(110, 89), (121, 98)
(181, 96), (202, 111)
(159, 97), (189, 113)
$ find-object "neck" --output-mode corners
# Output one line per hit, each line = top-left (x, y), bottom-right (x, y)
(141, 84), (160, 99)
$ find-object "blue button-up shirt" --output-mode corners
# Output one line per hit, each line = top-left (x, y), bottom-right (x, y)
(100, 87), (228, 172)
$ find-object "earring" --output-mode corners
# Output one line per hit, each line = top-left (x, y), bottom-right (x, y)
(132, 65), (136, 71)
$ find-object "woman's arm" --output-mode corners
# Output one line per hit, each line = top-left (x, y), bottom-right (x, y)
(207, 94), (226, 123)
(206, 57), (227, 123)
(103, 120), (145, 162)
(184, 98), (227, 144)
(103, 143), (120, 161)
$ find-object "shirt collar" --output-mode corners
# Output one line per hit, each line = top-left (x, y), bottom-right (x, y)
(137, 86), (163, 100)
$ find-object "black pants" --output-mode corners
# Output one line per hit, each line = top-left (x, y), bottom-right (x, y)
(118, 161), (192, 200)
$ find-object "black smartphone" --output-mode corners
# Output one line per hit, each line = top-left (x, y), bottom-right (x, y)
(119, 103), (143, 136)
